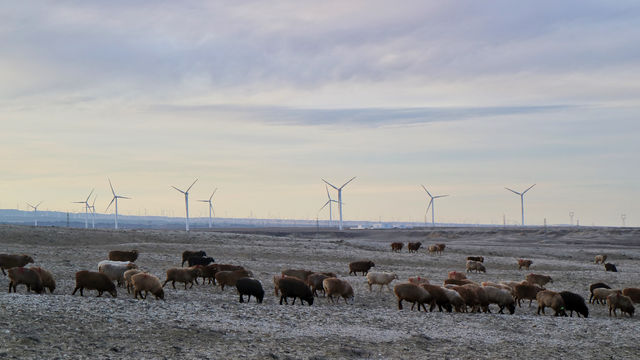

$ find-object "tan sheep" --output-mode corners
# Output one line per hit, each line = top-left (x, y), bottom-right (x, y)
(444, 278), (477, 286)
(594, 254), (607, 264)
(525, 273), (553, 287)
(0, 254), (34, 275)
(427, 245), (438, 255)
(366, 272), (398, 292)
(97, 260), (138, 287)
(483, 286), (516, 314)
(323, 277), (354, 304)
(607, 292), (635, 317)
(592, 288), (619, 305)
(132, 273), (164, 300)
(281, 269), (314, 282)
(441, 287), (466, 312)
(466, 260), (486, 273)
(29, 266), (55, 293)
(8, 267), (43, 294)
(536, 290), (567, 316)
(408, 276), (430, 286)
(448, 271), (467, 280)
(124, 269), (143, 294)
(514, 282), (544, 307)
(162, 266), (202, 289)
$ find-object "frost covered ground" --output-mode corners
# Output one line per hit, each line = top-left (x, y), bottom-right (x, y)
(0, 225), (639, 359)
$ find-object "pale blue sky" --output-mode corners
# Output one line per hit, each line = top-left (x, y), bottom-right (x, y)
(1, 1), (639, 226)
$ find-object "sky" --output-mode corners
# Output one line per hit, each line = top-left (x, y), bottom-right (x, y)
(1, 1), (639, 226)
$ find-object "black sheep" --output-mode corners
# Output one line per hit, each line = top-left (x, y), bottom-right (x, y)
(589, 282), (611, 303)
(604, 263), (618, 272)
(278, 277), (314, 306)
(236, 277), (264, 303)
(559, 291), (589, 318)
(181, 250), (207, 267)
(188, 256), (215, 267)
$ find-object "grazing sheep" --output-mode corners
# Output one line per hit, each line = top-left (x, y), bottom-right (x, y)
(421, 284), (453, 312)
(29, 266), (55, 293)
(464, 284), (491, 313)
(132, 273), (164, 300)
(428, 245), (438, 254)
(466, 260), (486, 274)
(278, 277), (314, 306)
(483, 286), (516, 314)
(391, 242), (403, 252)
(323, 278), (354, 304)
(559, 291), (589, 318)
(441, 287), (466, 312)
(466, 256), (484, 263)
(187, 256), (215, 267)
(181, 250), (206, 267)
(451, 285), (480, 313)
(236, 277), (264, 303)
(124, 269), (143, 294)
(108, 250), (139, 262)
(622, 288), (640, 304)
(307, 273), (330, 297)
(444, 278), (477, 286)
(7, 267), (43, 294)
(366, 272), (398, 292)
(604, 263), (618, 272)
(525, 273), (553, 287)
(536, 290), (567, 316)
(448, 271), (467, 280)
(514, 282), (544, 307)
(517, 259), (533, 270)
(72, 270), (117, 297)
(348, 260), (375, 276)
(215, 269), (252, 291)
(281, 269), (314, 282)
(589, 282), (611, 303)
(408, 276), (430, 286)
(98, 261), (138, 287)
(394, 283), (432, 312)
(607, 292), (635, 317)
(594, 254), (607, 264)
(592, 288), (619, 305)
(162, 266), (201, 289)
(0, 254), (34, 275)
(436, 243), (446, 254)
(407, 242), (422, 253)
(480, 282), (513, 293)
(200, 264), (219, 285)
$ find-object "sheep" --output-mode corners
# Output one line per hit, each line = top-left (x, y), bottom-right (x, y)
(622, 288), (640, 304)
(421, 284), (453, 312)
(277, 277), (314, 306)
(448, 271), (467, 280)
(589, 282), (611, 303)
(464, 284), (491, 313)
(450, 285), (480, 313)
(391, 242), (403, 252)
(236, 277), (264, 303)
(466, 256), (484, 263)
(428, 245), (438, 254)
(408, 276), (430, 286)
(607, 292), (635, 317)
(108, 250), (139, 262)
(124, 269), (143, 294)
(29, 266), (55, 293)
(604, 263), (618, 272)
(466, 260), (486, 273)
(162, 266), (201, 289)
(307, 273), (329, 297)
(441, 287), (466, 312)
(98, 261), (138, 287)
(132, 273), (164, 300)
(0, 254), (34, 275)
(592, 288), (619, 305)
(436, 243), (446, 254)
(187, 256), (215, 267)
(444, 278), (477, 286)
(514, 282), (543, 307)
(281, 269), (314, 282)
(536, 290), (567, 317)
(394, 283), (432, 312)
(7, 267), (43, 294)
(525, 273), (553, 287)
(72, 270), (117, 297)
(181, 250), (206, 267)
(407, 242), (422, 253)
(199, 264), (218, 285)
(483, 286), (516, 314)
(348, 260), (375, 276)
(323, 277), (354, 304)
(366, 272), (398, 292)
(517, 259), (532, 270)
(559, 291), (589, 318)
(480, 281), (513, 293)
(215, 269), (252, 291)
(594, 254), (607, 264)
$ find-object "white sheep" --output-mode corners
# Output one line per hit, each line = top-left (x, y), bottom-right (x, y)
(441, 287), (466, 312)
(483, 286), (516, 314)
(366, 272), (398, 292)
(98, 261), (138, 287)
(592, 288), (620, 305)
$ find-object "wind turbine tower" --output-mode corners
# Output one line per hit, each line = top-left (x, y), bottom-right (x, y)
(27, 201), (42, 227)
(106, 179), (131, 230)
(89, 196), (97, 229)
(505, 184), (536, 226)
(172, 179), (198, 232)
(421, 185), (449, 227)
(322, 177), (356, 231)
(74, 189), (94, 229)
(319, 184), (339, 227)
(621, 214), (627, 227)
(198, 188), (217, 228)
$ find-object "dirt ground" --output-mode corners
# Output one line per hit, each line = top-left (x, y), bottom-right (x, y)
(0, 224), (639, 359)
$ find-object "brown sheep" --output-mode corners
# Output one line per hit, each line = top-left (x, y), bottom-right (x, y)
(436, 243), (446, 254)
(466, 260), (486, 273)
(281, 269), (314, 282)
(323, 277), (354, 304)
(450, 285), (479, 313)
(394, 283), (432, 312)
(444, 278), (477, 286)
(427, 245), (438, 254)
(108, 250), (139, 262)
(29, 266), (55, 293)
(466, 256), (484, 262)
(517, 259), (533, 270)
(448, 271), (467, 280)
(72, 270), (117, 297)
(463, 284), (490, 313)
(132, 273), (164, 300)
(481, 282), (513, 293)
(407, 242), (422, 253)
(0, 254), (35, 275)
(307, 273), (330, 297)
(525, 273), (553, 287)
(607, 292), (635, 317)
(348, 260), (375, 276)
(514, 282), (544, 307)
(421, 284), (453, 312)
(199, 264), (219, 285)
(278, 277), (314, 305)
(622, 288), (640, 304)
(124, 269), (143, 294)
(391, 242), (403, 252)
(536, 290), (567, 316)
(594, 254), (607, 264)
(408, 276), (430, 286)
(162, 266), (202, 289)
(215, 269), (252, 291)
(8, 267), (43, 294)
(592, 288), (619, 305)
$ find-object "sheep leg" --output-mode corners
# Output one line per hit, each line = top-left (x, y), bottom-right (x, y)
(279, 295), (284, 305)
(291, 297), (296, 305)
(498, 306), (504, 314)
(172, 281), (176, 289)
(162, 279), (169, 288)
(368, 283), (372, 292)
(528, 299), (533, 307)
(7, 282), (12, 293)
(1, 268), (5, 275)
(397, 299), (403, 310)
(97, 290), (103, 297)
(239, 294), (244, 303)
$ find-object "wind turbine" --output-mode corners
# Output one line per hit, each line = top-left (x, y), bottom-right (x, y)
(322, 177), (356, 230)
(106, 178), (131, 230)
(89, 195), (97, 229)
(172, 179), (198, 231)
(421, 185), (448, 227)
(27, 201), (43, 227)
(198, 188), (217, 228)
(505, 184), (536, 226)
(319, 184), (339, 227)
(74, 189), (94, 229)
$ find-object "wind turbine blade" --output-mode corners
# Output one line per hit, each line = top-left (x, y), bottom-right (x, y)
(322, 179), (339, 190)
(198, 200), (208, 203)
(434, 195), (449, 199)
(421, 185), (432, 198)
(210, 188), (217, 201)
(319, 200), (331, 211)
(91, 196), (97, 206)
(36, 201), (43, 207)
(325, 184), (332, 200)
(27, 203), (34, 208)
(522, 184), (536, 195)
(73, 201), (85, 204)
(105, 197), (116, 211)
(108, 178), (116, 196)
(340, 176), (356, 189)
(186, 178), (198, 193)
(425, 199), (433, 216)
(505, 187), (521, 195)
(86, 188), (95, 202)
(118, 196), (132, 200)
(171, 186), (186, 194)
